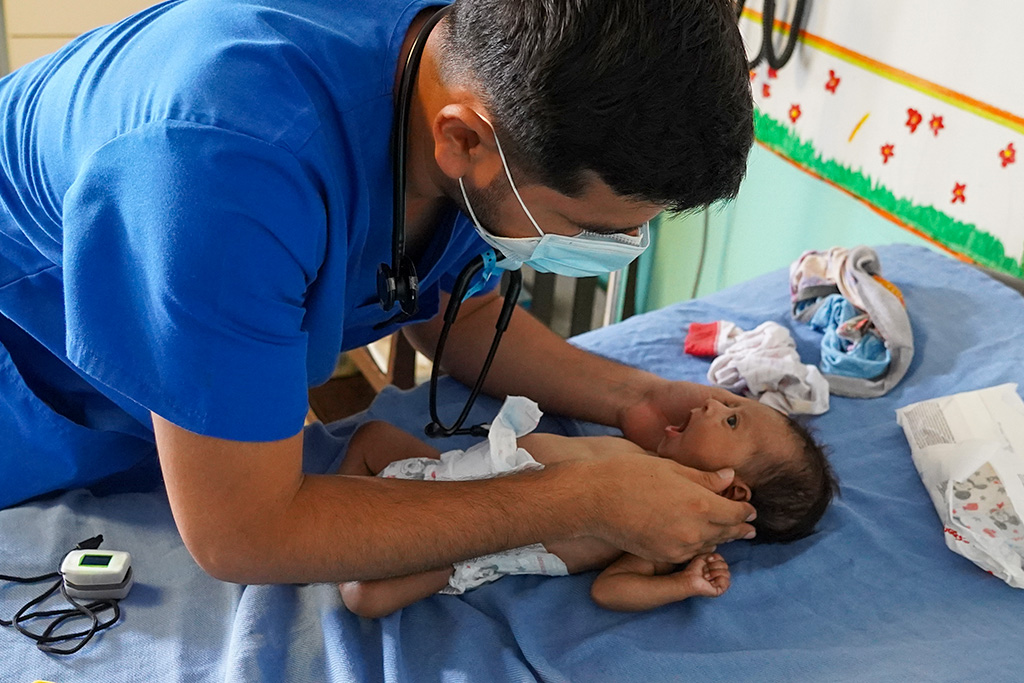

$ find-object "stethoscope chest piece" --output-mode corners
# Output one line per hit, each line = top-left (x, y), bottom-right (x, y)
(377, 255), (419, 316)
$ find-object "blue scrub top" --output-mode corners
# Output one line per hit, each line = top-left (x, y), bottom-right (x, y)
(0, 0), (491, 507)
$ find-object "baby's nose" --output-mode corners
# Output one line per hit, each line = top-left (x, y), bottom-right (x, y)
(704, 397), (727, 412)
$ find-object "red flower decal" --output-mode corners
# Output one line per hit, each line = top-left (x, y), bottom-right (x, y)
(825, 70), (840, 93)
(951, 182), (967, 204)
(880, 144), (895, 164)
(1000, 142), (1016, 168)
(906, 108), (923, 133)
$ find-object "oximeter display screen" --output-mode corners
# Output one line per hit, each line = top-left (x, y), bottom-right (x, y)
(80, 554), (112, 567)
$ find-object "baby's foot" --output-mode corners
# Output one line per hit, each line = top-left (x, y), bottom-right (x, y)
(676, 553), (730, 598)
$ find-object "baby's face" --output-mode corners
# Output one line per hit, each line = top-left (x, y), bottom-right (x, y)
(656, 395), (795, 474)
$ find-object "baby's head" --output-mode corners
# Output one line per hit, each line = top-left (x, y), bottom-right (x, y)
(657, 395), (838, 543)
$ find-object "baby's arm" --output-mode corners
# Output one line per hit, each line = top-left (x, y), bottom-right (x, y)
(517, 432), (651, 466)
(337, 420), (441, 476)
(589, 552), (730, 612)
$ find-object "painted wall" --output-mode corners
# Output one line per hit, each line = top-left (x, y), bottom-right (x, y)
(642, 0), (1024, 313)
(741, 0), (1023, 275)
(643, 143), (939, 312)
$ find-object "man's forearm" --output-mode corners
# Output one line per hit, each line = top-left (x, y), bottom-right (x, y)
(211, 463), (591, 584)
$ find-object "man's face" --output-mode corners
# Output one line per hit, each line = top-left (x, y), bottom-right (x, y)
(656, 395), (797, 475)
(457, 168), (662, 240)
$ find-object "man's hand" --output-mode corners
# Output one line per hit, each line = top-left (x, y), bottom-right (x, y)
(569, 446), (756, 564)
(619, 378), (739, 451)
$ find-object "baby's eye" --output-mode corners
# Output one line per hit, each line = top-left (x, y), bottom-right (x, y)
(726, 414), (738, 428)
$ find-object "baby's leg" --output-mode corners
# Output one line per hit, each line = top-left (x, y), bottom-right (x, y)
(340, 567), (454, 619)
(542, 536), (624, 573)
(335, 421), (448, 617)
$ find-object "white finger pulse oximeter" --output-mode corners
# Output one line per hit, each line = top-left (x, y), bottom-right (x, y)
(60, 550), (134, 600)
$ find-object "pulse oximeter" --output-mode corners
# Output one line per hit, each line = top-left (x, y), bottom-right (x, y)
(60, 550), (134, 600)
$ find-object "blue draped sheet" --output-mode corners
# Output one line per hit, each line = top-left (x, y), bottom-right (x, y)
(2, 244), (1023, 681)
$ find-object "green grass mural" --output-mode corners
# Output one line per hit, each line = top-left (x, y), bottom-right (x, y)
(754, 110), (1024, 277)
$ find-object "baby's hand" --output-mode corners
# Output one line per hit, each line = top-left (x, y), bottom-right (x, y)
(676, 553), (730, 598)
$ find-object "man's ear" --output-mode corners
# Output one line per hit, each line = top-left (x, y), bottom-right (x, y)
(432, 104), (502, 185)
(723, 480), (752, 502)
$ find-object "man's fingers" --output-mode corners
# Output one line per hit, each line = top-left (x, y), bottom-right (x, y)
(702, 487), (757, 526)
(677, 463), (736, 493)
(670, 465), (758, 543)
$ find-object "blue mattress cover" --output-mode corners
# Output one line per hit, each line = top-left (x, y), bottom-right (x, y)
(2, 243), (1023, 682)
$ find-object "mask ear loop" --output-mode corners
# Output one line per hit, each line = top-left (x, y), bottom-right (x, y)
(458, 177), (486, 229)
(477, 115), (546, 237)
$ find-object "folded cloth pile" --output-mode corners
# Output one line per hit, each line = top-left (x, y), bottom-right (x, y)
(809, 294), (890, 379)
(686, 320), (829, 415)
(790, 245), (913, 398)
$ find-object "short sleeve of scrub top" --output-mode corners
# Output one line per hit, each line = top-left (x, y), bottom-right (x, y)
(63, 121), (325, 443)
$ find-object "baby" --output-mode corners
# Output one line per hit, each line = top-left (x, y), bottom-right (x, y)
(337, 394), (837, 618)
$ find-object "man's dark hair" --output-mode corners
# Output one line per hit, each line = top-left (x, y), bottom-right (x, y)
(440, 0), (754, 212)
(745, 419), (839, 544)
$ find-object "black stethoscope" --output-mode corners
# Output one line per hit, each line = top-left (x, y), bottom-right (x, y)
(376, 5), (522, 439)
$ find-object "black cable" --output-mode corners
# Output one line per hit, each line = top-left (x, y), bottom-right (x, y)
(0, 535), (122, 655)
(762, 0), (807, 70)
(738, 0), (808, 71)
(690, 207), (710, 300)
(0, 570), (59, 584)
(736, 0), (765, 69)
(761, 0), (808, 71)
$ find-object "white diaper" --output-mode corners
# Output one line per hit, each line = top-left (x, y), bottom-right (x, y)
(442, 543), (568, 595)
(377, 396), (569, 594)
(896, 384), (1024, 588)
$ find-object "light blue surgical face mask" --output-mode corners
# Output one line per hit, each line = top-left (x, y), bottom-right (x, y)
(458, 116), (651, 278)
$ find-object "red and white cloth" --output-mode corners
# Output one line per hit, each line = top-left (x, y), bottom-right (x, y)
(683, 321), (742, 357)
(685, 321), (830, 415)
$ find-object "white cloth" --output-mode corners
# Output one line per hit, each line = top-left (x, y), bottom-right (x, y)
(377, 396), (569, 594)
(707, 321), (830, 415)
(715, 321), (741, 353)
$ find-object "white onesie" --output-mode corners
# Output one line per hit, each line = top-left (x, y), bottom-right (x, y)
(376, 396), (569, 594)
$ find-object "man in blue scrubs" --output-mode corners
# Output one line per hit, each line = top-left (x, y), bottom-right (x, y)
(0, 0), (757, 583)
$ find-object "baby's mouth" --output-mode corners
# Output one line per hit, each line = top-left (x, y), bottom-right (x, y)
(664, 424), (685, 436)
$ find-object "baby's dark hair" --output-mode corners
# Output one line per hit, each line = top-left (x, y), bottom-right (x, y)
(744, 418), (838, 544)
